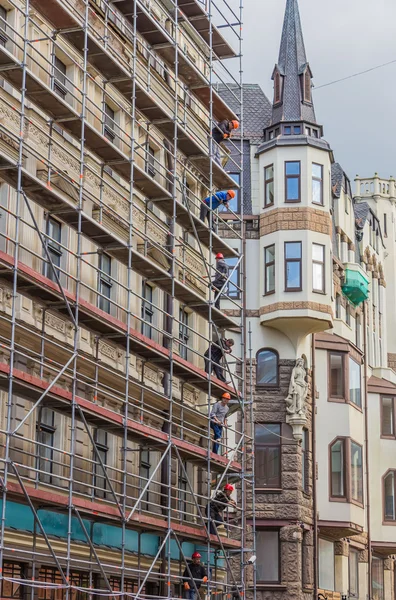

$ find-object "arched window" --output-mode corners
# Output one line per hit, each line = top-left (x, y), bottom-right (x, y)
(384, 470), (396, 521)
(256, 349), (279, 387)
(304, 69), (311, 103)
(274, 71), (281, 104)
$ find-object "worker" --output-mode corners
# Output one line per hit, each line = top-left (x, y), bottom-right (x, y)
(204, 338), (234, 382)
(211, 253), (228, 310)
(210, 392), (231, 454)
(211, 119), (239, 166)
(182, 552), (208, 600)
(199, 190), (235, 230)
(208, 483), (236, 535)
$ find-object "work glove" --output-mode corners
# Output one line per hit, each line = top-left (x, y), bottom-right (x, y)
(184, 583), (190, 590)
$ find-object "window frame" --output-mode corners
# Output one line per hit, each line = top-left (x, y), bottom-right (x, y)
(52, 55), (67, 100)
(256, 348), (279, 388)
(264, 165), (274, 208)
(45, 216), (62, 282)
(349, 548), (359, 598)
(312, 163), (324, 205)
(312, 243), (325, 293)
(225, 256), (240, 299)
(1, 562), (25, 599)
(284, 161), (301, 203)
(0, 6), (7, 48)
(329, 437), (364, 506)
(146, 145), (156, 178)
(328, 352), (346, 401)
(93, 428), (108, 499)
(103, 102), (116, 143)
(264, 244), (275, 295)
(284, 241), (302, 292)
(371, 555), (384, 600)
(220, 173), (240, 213)
(98, 253), (112, 314)
(383, 469), (396, 522)
(274, 71), (282, 105)
(349, 356), (362, 408)
(254, 423), (281, 490)
(139, 448), (151, 511)
(178, 307), (189, 360)
(256, 529), (281, 584)
(380, 396), (396, 439)
(37, 407), (56, 484)
(141, 281), (154, 339)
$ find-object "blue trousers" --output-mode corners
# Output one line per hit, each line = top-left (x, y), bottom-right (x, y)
(210, 421), (223, 454)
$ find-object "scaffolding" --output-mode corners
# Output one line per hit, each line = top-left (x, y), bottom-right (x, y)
(0, 0), (250, 598)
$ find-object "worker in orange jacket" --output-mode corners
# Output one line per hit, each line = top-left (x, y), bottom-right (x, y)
(182, 552), (208, 600)
(211, 119), (239, 166)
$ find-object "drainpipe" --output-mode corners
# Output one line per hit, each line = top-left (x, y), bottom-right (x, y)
(363, 301), (372, 599)
(312, 334), (318, 598)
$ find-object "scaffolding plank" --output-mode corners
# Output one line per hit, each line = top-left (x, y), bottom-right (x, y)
(189, 154), (239, 189)
(192, 85), (238, 121)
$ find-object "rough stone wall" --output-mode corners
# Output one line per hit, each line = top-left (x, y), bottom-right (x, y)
(387, 352), (396, 371)
(244, 358), (314, 600)
(260, 208), (332, 236)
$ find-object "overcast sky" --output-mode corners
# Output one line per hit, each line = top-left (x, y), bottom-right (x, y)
(241, 0), (396, 184)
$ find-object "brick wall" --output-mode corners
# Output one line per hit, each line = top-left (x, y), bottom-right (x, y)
(260, 207), (332, 236)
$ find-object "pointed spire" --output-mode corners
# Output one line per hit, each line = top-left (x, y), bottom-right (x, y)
(271, 0), (317, 126)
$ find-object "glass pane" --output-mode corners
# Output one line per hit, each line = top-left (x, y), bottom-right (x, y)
(330, 354), (344, 397)
(254, 423), (280, 445)
(382, 397), (394, 436)
(265, 245), (275, 263)
(285, 242), (301, 259)
(372, 557), (384, 600)
(266, 264), (275, 293)
(286, 261), (301, 289)
(255, 447), (280, 487)
(349, 359), (361, 407)
(286, 162), (300, 175)
(265, 181), (274, 205)
(286, 177), (299, 200)
(257, 350), (278, 385)
(265, 165), (274, 180)
(312, 163), (322, 179)
(351, 442), (363, 503)
(313, 263), (324, 292)
(384, 472), (395, 520)
(331, 440), (344, 496)
(256, 531), (279, 582)
(349, 550), (359, 597)
(312, 244), (324, 262)
(319, 538), (335, 591)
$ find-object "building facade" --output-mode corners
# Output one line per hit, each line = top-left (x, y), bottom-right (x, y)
(219, 1), (396, 599)
(0, 0), (250, 599)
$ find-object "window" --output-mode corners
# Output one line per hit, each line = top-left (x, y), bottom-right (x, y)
(319, 538), (335, 591)
(312, 243), (325, 292)
(330, 439), (345, 498)
(372, 556), (384, 600)
(329, 352), (345, 399)
(294, 125), (301, 134)
(384, 213), (387, 237)
(220, 173), (240, 213)
(255, 424), (281, 488)
(312, 163), (323, 205)
(141, 282), (154, 339)
(356, 315), (361, 349)
(98, 253), (111, 314)
(264, 244), (275, 294)
(103, 103), (115, 142)
(108, 578), (139, 596)
(274, 71), (281, 104)
(384, 471), (395, 521)
(285, 241), (302, 291)
(302, 429), (309, 493)
(0, 6), (7, 47)
(381, 396), (395, 437)
(264, 165), (274, 207)
(346, 303), (351, 326)
(349, 549), (359, 598)
(37, 408), (56, 484)
(45, 217), (62, 282)
(285, 161), (300, 202)
(178, 461), (188, 521)
(224, 257), (240, 298)
(349, 358), (361, 407)
(284, 126), (291, 135)
(1, 562), (24, 599)
(303, 69), (312, 103)
(256, 530), (280, 583)
(146, 145), (156, 178)
(178, 308), (189, 360)
(256, 349), (278, 387)
(53, 56), (67, 99)
(330, 438), (363, 504)
(139, 448), (151, 511)
(350, 441), (363, 503)
(38, 568), (90, 600)
(93, 429), (108, 499)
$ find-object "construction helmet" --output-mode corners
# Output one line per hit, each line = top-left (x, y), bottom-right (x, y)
(216, 253), (224, 260)
(192, 552), (201, 559)
(231, 120), (240, 130)
(227, 190), (236, 199)
(224, 484), (234, 492)
(222, 392), (231, 400)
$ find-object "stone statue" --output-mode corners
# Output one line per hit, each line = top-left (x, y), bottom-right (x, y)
(285, 358), (308, 416)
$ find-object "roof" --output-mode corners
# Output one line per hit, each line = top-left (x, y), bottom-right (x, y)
(215, 83), (272, 141)
(331, 162), (344, 198)
(271, 0), (317, 125)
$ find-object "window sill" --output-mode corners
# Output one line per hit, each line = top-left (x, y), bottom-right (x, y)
(256, 584), (287, 591)
(255, 487), (282, 494)
(263, 291), (276, 297)
(313, 290), (326, 295)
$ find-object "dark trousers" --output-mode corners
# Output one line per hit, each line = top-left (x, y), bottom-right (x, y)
(210, 421), (223, 454)
(211, 283), (222, 309)
(204, 357), (226, 382)
(208, 507), (223, 534)
(200, 203), (217, 230)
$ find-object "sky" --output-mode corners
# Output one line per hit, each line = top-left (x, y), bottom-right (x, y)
(241, 0), (396, 183)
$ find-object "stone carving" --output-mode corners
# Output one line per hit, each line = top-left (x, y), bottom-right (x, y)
(98, 340), (117, 361)
(285, 358), (308, 417)
(45, 312), (66, 334)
